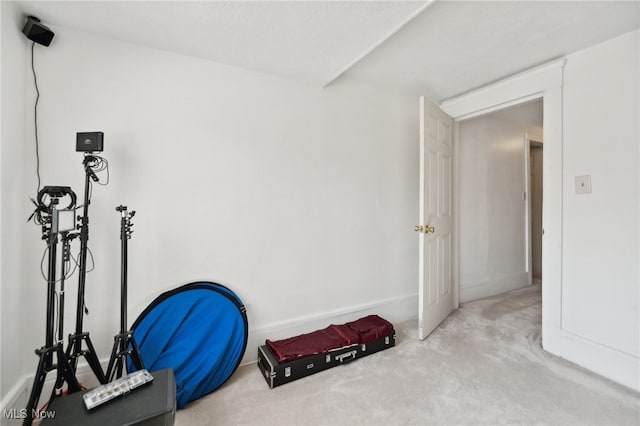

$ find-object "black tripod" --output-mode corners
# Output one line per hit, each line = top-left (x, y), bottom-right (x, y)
(24, 187), (81, 426)
(106, 205), (144, 381)
(65, 154), (106, 383)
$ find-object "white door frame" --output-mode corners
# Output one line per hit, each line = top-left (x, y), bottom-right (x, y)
(440, 59), (565, 354)
(524, 134), (532, 286)
(528, 140), (544, 282)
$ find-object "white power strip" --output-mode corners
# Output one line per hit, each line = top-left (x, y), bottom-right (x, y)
(82, 369), (154, 410)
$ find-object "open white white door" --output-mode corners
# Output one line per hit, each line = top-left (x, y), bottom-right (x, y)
(417, 97), (454, 340)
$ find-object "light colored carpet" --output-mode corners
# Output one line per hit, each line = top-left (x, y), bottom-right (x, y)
(176, 284), (640, 425)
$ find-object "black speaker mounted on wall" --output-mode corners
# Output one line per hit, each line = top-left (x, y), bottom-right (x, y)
(22, 16), (55, 47)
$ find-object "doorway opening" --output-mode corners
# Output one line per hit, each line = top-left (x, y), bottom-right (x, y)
(441, 58), (564, 362)
(456, 99), (543, 304)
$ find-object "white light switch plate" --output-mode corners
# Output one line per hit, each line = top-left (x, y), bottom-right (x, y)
(575, 175), (591, 194)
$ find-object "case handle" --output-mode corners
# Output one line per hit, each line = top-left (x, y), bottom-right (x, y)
(335, 350), (357, 364)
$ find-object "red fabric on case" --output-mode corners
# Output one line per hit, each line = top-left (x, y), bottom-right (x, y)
(266, 325), (349, 363)
(346, 315), (394, 344)
(266, 315), (394, 363)
(330, 324), (361, 346)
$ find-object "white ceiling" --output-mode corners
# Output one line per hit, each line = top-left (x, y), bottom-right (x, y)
(344, 1), (640, 101)
(16, 1), (640, 103)
(18, 1), (427, 84)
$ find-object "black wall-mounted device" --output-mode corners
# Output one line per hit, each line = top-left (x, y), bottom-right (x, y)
(76, 132), (104, 153)
(22, 16), (55, 47)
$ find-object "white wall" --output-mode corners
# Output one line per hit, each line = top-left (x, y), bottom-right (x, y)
(561, 30), (639, 361)
(0, 20), (419, 408)
(0, 0), (29, 410)
(457, 101), (542, 302)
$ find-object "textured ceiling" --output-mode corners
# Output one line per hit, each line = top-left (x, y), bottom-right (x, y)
(17, 0), (428, 85)
(344, 1), (640, 101)
(15, 1), (640, 102)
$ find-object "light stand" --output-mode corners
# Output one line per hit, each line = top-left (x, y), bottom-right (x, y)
(106, 205), (144, 381)
(24, 187), (81, 426)
(65, 154), (106, 383)
(48, 230), (79, 398)
(57, 231), (75, 350)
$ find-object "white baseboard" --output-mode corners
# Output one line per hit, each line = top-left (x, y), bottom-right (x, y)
(0, 380), (25, 424)
(242, 293), (418, 365)
(543, 327), (640, 393)
(459, 273), (529, 303)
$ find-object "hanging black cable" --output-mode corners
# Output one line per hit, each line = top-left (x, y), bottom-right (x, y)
(31, 41), (42, 196)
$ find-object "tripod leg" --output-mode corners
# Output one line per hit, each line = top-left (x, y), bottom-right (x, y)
(82, 334), (106, 384)
(116, 333), (127, 378)
(65, 334), (79, 371)
(24, 349), (49, 426)
(50, 358), (66, 403)
(51, 345), (80, 394)
(105, 334), (123, 382)
(67, 333), (106, 384)
(128, 336), (145, 371)
(116, 358), (124, 378)
(39, 344), (82, 420)
(106, 332), (145, 381)
(58, 344), (82, 393)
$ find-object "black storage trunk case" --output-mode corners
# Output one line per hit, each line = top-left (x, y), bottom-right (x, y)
(258, 315), (395, 388)
(43, 368), (176, 426)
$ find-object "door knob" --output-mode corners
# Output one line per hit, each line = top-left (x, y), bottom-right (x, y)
(415, 225), (434, 233)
